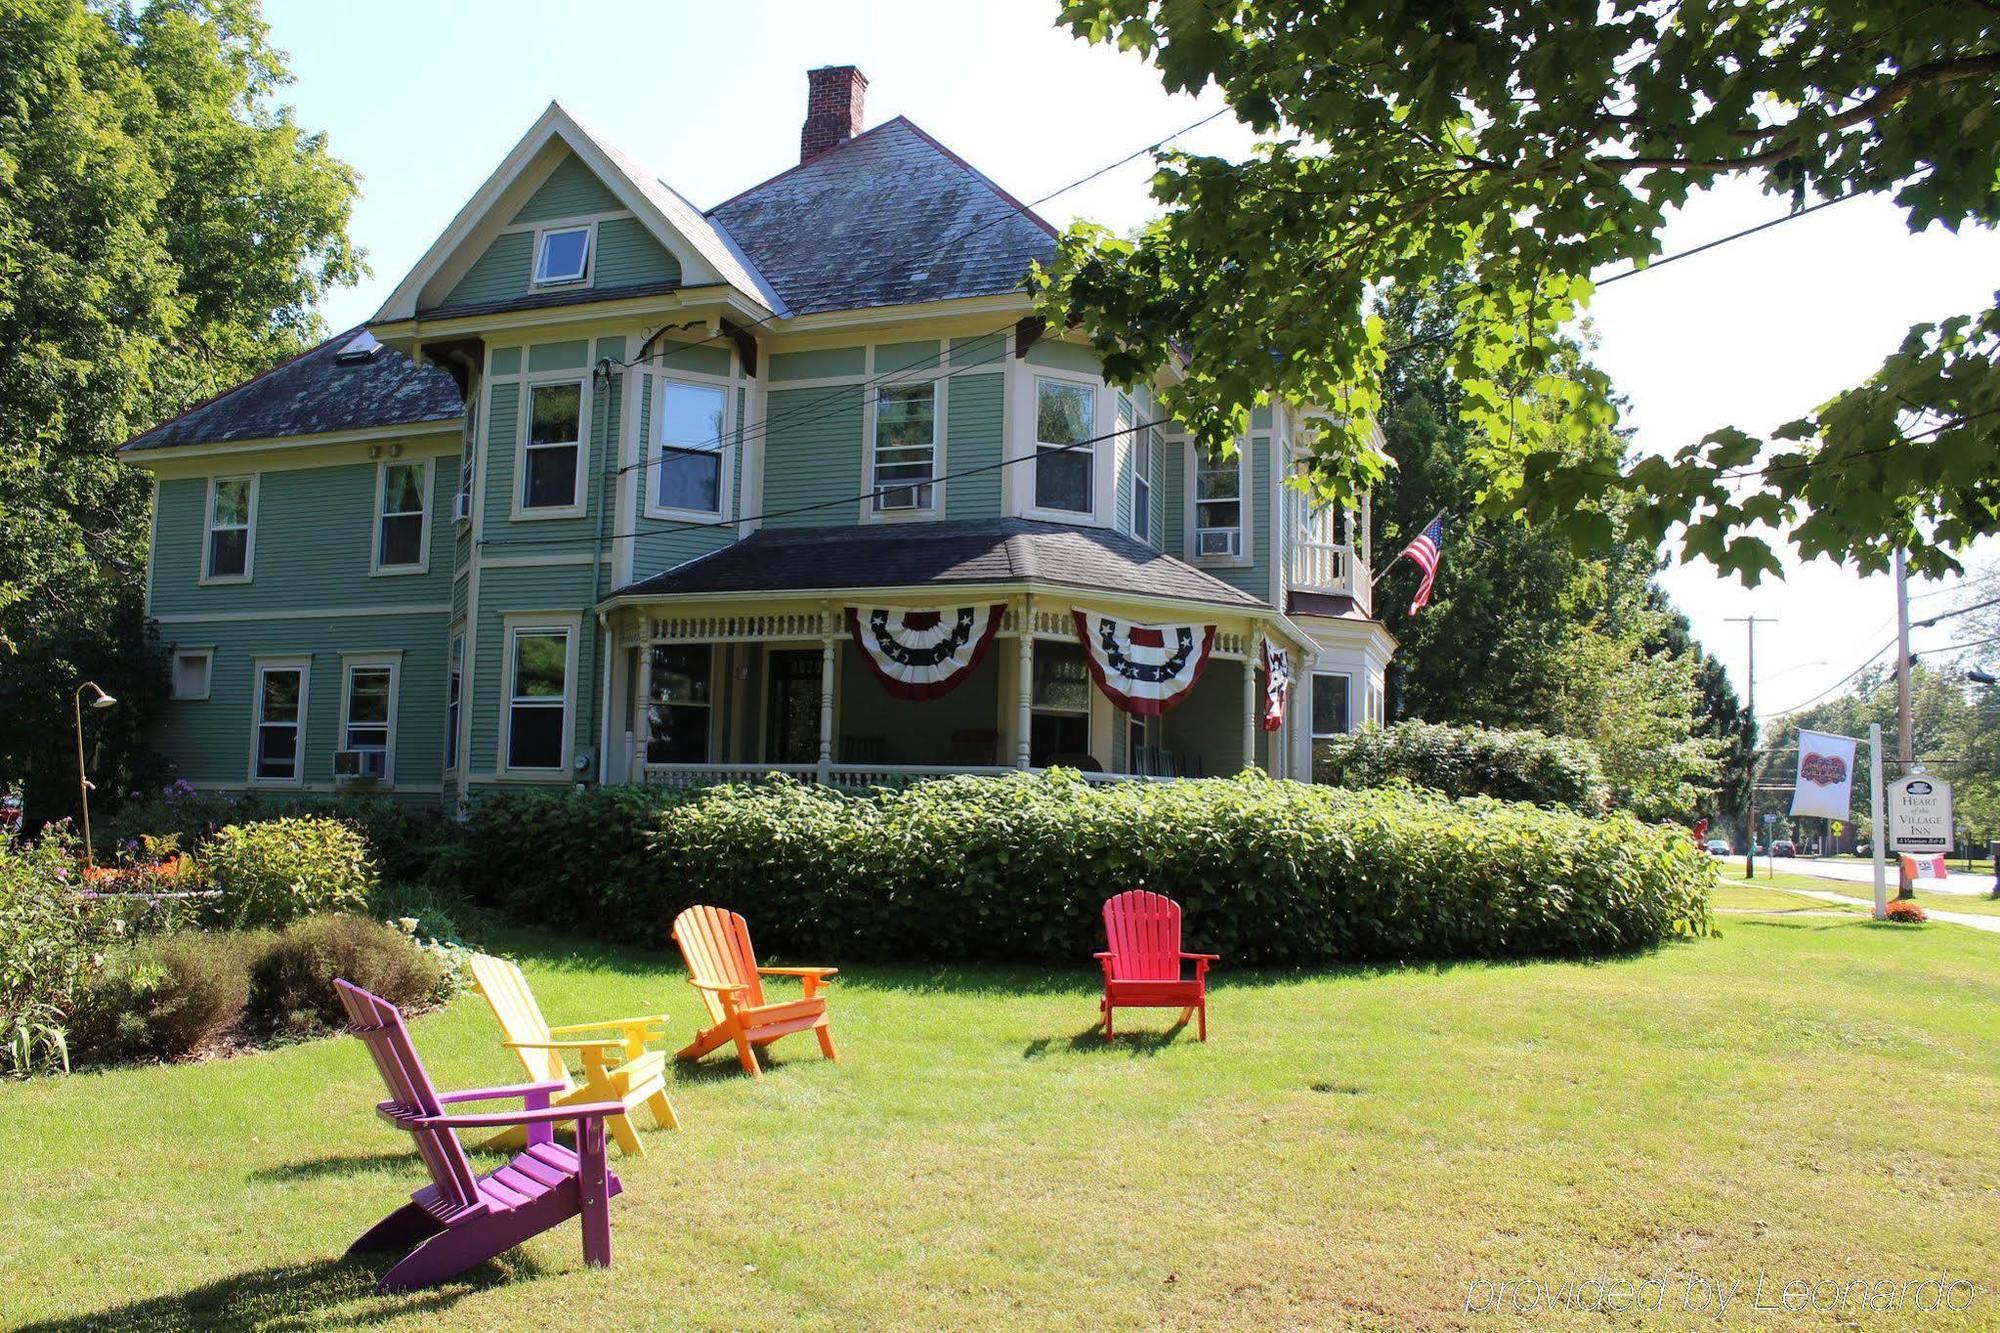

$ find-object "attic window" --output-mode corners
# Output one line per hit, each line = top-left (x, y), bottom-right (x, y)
(334, 330), (381, 364)
(534, 225), (592, 286)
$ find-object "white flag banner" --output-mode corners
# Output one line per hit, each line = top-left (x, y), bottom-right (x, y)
(1790, 729), (1858, 820)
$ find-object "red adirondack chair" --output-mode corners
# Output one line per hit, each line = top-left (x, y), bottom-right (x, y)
(1096, 890), (1218, 1042)
(335, 979), (625, 1293)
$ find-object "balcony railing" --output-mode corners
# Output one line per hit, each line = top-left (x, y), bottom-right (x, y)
(638, 762), (1161, 790)
(1290, 540), (1363, 595)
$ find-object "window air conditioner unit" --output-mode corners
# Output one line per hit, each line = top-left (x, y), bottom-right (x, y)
(1196, 529), (1241, 557)
(453, 492), (472, 523)
(333, 749), (388, 782)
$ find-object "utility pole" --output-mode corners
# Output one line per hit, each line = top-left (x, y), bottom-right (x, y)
(1726, 614), (1776, 879)
(1893, 547), (1916, 899)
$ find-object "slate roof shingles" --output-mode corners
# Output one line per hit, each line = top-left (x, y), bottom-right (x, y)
(613, 518), (1268, 610)
(122, 328), (463, 452)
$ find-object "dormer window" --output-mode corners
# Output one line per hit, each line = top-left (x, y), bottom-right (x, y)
(533, 225), (592, 286)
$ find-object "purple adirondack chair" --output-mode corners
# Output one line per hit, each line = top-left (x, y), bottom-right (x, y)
(335, 979), (625, 1293)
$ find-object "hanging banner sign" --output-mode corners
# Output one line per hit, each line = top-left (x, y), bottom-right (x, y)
(845, 604), (1005, 701)
(1888, 775), (1954, 854)
(1071, 610), (1217, 717)
(1789, 729), (1858, 821)
(1259, 638), (1291, 732)
(1900, 852), (1950, 881)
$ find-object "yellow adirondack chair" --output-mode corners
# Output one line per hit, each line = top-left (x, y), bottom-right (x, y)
(670, 905), (838, 1079)
(467, 953), (679, 1157)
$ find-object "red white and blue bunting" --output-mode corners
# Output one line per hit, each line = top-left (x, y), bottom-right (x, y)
(1260, 637), (1291, 732)
(1071, 609), (1217, 717)
(845, 604), (1006, 701)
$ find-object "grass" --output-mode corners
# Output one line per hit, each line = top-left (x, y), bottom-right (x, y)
(1723, 867), (2000, 919)
(5, 917), (2000, 1330)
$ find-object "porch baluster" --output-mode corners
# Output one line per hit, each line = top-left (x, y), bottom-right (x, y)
(1014, 598), (1033, 770)
(817, 626), (836, 783)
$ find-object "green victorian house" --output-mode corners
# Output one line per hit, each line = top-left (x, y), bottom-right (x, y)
(124, 67), (1395, 807)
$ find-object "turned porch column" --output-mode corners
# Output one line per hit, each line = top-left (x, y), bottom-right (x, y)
(1241, 629), (1259, 774)
(1015, 598), (1034, 769)
(817, 610), (836, 782)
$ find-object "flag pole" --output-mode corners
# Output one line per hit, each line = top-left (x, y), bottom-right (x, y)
(1371, 510), (1444, 588)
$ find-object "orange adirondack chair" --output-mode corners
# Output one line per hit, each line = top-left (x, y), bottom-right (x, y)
(670, 905), (838, 1078)
(1097, 890), (1218, 1041)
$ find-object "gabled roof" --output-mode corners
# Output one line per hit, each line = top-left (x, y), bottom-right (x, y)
(709, 117), (1057, 316)
(373, 101), (786, 324)
(121, 328), (462, 453)
(610, 518), (1266, 609)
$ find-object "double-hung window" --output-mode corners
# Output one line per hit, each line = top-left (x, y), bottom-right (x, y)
(533, 225), (592, 286)
(1034, 378), (1094, 514)
(1311, 672), (1352, 740)
(375, 459), (430, 572)
(873, 383), (937, 511)
(341, 660), (397, 782)
(506, 625), (572, 772)
(522, 381), (583, 512)
(1133, 429), (1155, 544)
(1194, 445), (1244, 558)
(444, 631), (463, 771)
(456, 398), (478, 524)
(205, 476), (255, 581)
(252, 661), (307, 783)
(646, 644), (712, 763)
(654, 380), (727, 516)
(1029, 640), (1091, 767)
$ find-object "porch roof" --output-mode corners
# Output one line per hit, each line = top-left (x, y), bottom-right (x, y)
(610, 518), (1268, 609)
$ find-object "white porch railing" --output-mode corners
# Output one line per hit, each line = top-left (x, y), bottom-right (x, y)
(639, 762), (1163, 790)
(1289, 539), (1354, 595)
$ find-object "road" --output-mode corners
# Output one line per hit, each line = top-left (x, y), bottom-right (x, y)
(1734, 855), (1995, 898)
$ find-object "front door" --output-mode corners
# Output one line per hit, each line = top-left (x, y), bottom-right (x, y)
(765, 649), (822, 764)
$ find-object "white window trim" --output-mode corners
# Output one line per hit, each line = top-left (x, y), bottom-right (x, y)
(247, 655), (310, 787)
(1310, 671), (1354, 740)
(456, 396), (479, 527)
(512, 375), (591, 522)
(444, 624), (465, 773)
(338, 653), (402, 787)
(169, 647), (214, 701)
(200, 473), (259, 586)
(861, 373), (947, 524)
(1132, 426), (1155, 547)
(499, 612), (581, 780)
(1186, 437), (1254, 569)
(643, 373), (737, 524)
(371, 456), (434, 576)
(1023, 370), (1107, 525)
(530, 220), (596, 289)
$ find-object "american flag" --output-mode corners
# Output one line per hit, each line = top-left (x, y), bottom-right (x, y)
(1397, 515), (1445, 614)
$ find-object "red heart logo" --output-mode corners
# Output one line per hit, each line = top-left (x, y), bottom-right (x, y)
(1801, 752), (1848, 787)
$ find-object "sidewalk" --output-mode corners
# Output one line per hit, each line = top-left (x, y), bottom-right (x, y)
(1771, 884), (2000, 935)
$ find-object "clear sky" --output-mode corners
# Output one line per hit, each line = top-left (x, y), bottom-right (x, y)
(265, 0), (2000, 719)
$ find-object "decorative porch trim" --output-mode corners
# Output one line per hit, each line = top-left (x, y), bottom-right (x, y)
(1071, 609), (1217, 717)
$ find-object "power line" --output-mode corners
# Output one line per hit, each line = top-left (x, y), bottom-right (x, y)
(1594, 193), (1859, 287)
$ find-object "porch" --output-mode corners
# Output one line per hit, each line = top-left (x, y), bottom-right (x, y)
(602, 602), (1294, 789)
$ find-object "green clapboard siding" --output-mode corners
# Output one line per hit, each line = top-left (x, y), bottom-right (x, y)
(875, 341), (940, 375)
(510, 153), (621, 224)
(761, 384), (863, 527)
(153, 614), (448, 796)
(1160, 657), (1246, 776)
(481, 348), (613, 547)
(944, 373), (1003, 521)
(467, 564), (602, 779)
(1161, 434), (1186, 555)
(1025, 340), (1101, 375)
(769, 347), (864, 381)
(652, 338), (731, 377)
(151, 452), (457, 619)
(441, 231), (533, 310)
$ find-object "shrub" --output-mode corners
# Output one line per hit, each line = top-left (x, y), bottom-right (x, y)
(458, 785), (700, 935)
(98, 786), (462, 884)
(1883, 899), (1928, 924)
(0, 827), (109, 1075)
(608, 772), (1713, 964)
(247, 913), (447, 1037)
(71, 930), (269, 1064)
(1314, 721), (1611, 813)
(205, 817), (376, 928)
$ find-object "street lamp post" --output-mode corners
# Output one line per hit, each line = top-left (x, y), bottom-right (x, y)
(72, 680), (116, 870)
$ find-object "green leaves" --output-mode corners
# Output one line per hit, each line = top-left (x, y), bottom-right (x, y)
(1042, 0), (2000, 582)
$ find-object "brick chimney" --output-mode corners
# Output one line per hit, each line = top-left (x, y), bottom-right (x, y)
(801, 65), (867, 162)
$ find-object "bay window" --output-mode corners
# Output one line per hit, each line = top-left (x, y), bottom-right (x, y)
(1034, 378), (1094, 514)
(654, 380), (727, 516)
(873, 382), (937, 511)
(522, 381), (583, 512)
(1311, 672), (1352, 739)
(1194, 445), (1244, 558)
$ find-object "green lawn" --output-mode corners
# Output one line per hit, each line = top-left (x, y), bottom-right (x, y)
(5, 917), (2000, 1329)
(1724, 867), (2000, 919)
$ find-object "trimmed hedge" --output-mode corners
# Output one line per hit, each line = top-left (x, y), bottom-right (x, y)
(1314, 721), (1610, 813)
(98, 788), (461, 885)
(458, 785), (699, 937)
(460, 772), (1714, 962)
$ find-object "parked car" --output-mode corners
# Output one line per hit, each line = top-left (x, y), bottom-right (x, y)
(1704, 839), (1731, 856)
(1771, 840), (1796, 858)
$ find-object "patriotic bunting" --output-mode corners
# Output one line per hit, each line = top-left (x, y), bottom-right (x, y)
(846, 604), (1006, 701)
(1259, 638), (1291, 732)
(1071, 609), (1217, 717)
